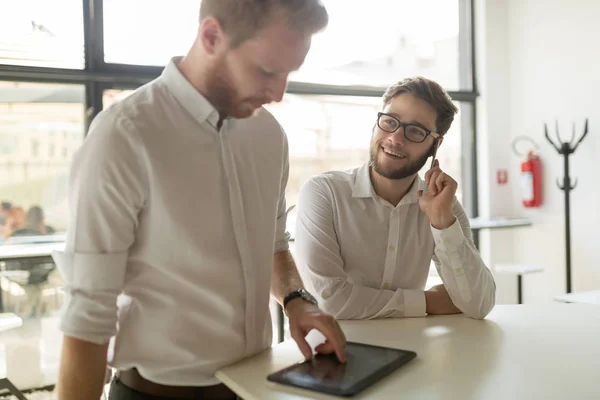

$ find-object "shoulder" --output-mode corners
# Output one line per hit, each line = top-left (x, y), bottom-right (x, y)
(84, 81), (166, 153)
(299, 167), (360, 199)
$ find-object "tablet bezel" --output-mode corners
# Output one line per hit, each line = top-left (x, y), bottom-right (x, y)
(266, 341), (417, 397)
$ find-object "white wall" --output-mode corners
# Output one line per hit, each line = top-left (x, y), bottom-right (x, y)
(477, 0), (600, 303)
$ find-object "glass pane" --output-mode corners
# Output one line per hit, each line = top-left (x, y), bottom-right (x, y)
(103, 0), (199, 66)
(101, 0), (468, 91)
(265, 95), (464, 235)
(292, 0), (465, 90)
(0, 0), (84, 69)
(0, 81), (85, 245)
(0, 82), (84, 383)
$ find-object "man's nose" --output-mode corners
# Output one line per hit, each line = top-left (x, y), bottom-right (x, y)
(266, 76), (287, 103)
(388, 127), (407, 145)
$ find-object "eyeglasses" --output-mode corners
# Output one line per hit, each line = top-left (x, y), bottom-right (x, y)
(376, 112), (440, 143)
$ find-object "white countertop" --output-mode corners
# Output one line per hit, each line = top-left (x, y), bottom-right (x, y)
(217, 304), (600, 400)
(468, 217), (532, 230)
(0, 243), (64, 261)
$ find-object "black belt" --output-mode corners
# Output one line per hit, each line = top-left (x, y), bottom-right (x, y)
(116, 368), (237, 400)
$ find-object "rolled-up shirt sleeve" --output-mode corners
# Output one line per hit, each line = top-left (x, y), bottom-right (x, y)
(53, 111), (147, 344)
(431, 199), (496, 319)
(274, 134), (291, 254)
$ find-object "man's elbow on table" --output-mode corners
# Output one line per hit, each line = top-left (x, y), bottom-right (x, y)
(462, 287), (496, 320)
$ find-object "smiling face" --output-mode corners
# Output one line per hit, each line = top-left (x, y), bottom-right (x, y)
(369, 93), (439, 180)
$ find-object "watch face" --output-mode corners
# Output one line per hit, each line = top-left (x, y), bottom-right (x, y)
(300, 290), (317, 305)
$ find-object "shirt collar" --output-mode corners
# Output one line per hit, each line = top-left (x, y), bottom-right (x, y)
(160, 56), (221, 129)
(352, 163), (427, 206)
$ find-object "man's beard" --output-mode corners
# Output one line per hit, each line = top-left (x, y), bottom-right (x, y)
(369, 143), (433, 180)
(205, 60), (262, 119)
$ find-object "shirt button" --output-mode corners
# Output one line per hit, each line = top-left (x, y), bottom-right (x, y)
(455, 267), (463, 274)
(388, 245), (395, 252)
(383, 283), (389, 289)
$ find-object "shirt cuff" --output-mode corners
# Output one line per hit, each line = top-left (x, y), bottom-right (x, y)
(403, 289), (427, 317)
(430, 217), (464, 251)
(274, 231), (291, 253)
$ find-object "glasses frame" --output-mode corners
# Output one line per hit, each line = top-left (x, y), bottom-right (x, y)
(376, 112), (441, 143)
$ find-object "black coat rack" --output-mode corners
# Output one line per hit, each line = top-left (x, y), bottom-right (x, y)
(544, 119), (589, 294)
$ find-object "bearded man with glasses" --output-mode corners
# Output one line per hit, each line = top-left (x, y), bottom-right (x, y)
(294, 77), (496, 321)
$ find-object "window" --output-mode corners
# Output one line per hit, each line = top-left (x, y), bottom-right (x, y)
(0, 81), (84, 244)
(101, 0), (468, 91)
(0, 0), (84, 69)
(292, 0), (467, 90)
(102, 0), (198, 66)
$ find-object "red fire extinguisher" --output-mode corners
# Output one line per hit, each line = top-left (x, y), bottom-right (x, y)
(520, 151), (542, 207)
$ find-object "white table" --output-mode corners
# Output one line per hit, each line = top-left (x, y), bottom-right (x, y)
(0, 243), (64, 262)
(468, 217), (532, 230)
(217, 304), (600, 400)
(495, 264), (544, 304)
(554, 290), (600, 305)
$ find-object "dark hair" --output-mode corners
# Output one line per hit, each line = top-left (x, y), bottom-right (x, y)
(26, 205), (45, 231)
(200, 0), (329, 48)
(382, 77), (459, 135)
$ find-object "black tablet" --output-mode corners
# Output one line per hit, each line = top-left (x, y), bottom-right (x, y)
(266, 342), (417, 397)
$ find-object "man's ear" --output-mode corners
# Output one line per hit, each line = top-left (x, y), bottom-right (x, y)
(199, 16), (226, 56)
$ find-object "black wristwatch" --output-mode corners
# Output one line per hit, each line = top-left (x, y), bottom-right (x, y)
(283, 288), (318, 310)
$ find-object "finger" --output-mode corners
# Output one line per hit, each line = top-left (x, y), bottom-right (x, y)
(428, 171), (441, 195)
(313, 317), (347, 362)
(290, 326), (313, 361)
(417, 189), (423, 198)
(424, 165), (441, 185)
(435, 172), (447, 193)
(434, 159), (440, 168)
(315, 341), (335, 355)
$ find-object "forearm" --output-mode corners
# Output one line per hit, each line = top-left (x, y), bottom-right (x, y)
(271, 250), (305, 305)
(317, 279), (426, 320)
(57, 335), (109, 400)
(433, 222), (496, 319)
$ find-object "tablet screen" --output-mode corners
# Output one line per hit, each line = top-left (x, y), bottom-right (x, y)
(267, 342), (416, 396)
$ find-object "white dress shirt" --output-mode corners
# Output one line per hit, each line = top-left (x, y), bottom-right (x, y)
(52, 57), (290, 386)
(294, 164), (495, 320)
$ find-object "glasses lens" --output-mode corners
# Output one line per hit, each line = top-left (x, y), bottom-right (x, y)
(378, 114), (400, 133)
(404, 125), (428, 143)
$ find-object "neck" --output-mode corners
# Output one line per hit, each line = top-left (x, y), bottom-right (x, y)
(369, 167), (417, 207)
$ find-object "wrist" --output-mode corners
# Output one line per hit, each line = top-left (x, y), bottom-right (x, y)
(283, 289), (317, 314)
(428, 211), (456, 230)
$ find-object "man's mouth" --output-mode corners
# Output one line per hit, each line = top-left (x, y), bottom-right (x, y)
(381, 146), (407, 159)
